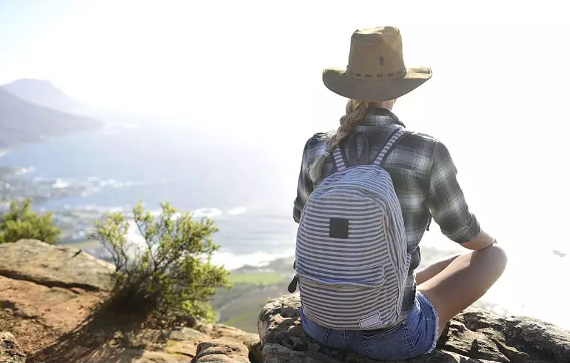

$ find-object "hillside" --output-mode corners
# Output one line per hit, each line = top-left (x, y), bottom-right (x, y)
(2, 79), (90, 116)
(0, 88), (102, 149)
(2, 78), (164, 126)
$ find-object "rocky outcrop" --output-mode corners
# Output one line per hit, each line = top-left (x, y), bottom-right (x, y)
(258, 293), (570, 363)
(0, 240), (113, 355)
(209, 324), (260, 350)
(0, 239), (114, 291)
(34, 325), (258, 363)
(0, 239), (262, 363)
(164, 325), (259, 362)
(194, 340), (250, 362)
(0, 332), (26, 363)
(3, 239), (569, 363)
(81, 348), (193, 363)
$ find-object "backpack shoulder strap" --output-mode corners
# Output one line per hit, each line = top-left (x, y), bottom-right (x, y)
(373, 128), (409, 167)
(332, 145), (348, 171)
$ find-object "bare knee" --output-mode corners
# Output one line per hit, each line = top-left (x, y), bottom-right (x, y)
(490, 244), (507, 269)
(479, 244), (508, 276)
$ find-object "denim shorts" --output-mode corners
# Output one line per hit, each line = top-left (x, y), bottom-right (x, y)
(300, 291), (439, 361)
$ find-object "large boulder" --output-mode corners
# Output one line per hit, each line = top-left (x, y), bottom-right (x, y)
(0, 332), (26, 363)
(258, 293), (570, 363)
(0, 239), (115, 291)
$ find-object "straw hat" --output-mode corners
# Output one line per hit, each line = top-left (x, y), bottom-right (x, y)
(323, 26), (432, 101)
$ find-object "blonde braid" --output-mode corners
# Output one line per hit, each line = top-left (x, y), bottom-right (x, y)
(309, 99), (369, 182)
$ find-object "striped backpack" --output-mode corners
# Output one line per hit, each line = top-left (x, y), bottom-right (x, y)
(290, 128), (411, 330)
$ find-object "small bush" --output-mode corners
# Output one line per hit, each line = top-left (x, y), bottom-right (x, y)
(0, 199), (61, 244)
(91, 201), (231, 325)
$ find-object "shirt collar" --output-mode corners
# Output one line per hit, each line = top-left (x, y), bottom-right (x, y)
(355, 107), (406, 131)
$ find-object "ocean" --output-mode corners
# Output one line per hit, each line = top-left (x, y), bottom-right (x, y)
(0, 121), (302, 267)
(0, 120), (569, 331)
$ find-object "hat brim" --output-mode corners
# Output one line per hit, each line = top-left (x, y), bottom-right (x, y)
(322, 66), (432, 102)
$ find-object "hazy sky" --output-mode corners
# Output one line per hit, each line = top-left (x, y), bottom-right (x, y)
(1, 1), (567, 113)
(1, 0), (569, 249)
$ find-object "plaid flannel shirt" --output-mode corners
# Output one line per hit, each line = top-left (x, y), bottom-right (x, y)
(293, 107), (481, 315)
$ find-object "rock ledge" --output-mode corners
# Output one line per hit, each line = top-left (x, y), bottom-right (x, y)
(258, 293), (570, 363)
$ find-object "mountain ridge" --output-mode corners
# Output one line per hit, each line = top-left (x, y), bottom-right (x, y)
(0, 85), (103, 149)
(2, 78), (169, 127)
(2, 79), (91, 116)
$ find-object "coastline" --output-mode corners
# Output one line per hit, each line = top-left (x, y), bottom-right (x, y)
(0, 165), (87, 208)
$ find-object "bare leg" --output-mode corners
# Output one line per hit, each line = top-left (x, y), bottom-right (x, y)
(418, 244), (507, 336)
(415, 254), (461, 285)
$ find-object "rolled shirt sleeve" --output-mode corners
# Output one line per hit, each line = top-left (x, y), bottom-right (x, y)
(427, 141), (481, 243)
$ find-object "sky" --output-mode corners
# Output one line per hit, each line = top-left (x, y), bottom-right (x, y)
(0, 0), (569, 247)
(1, 0), (567, 113)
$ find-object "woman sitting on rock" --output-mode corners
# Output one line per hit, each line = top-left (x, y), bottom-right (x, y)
(291, 26), (507, 361)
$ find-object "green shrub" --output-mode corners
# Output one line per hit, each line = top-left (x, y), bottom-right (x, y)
(0, 199), (61, 244)
(91, 201), (231, 324)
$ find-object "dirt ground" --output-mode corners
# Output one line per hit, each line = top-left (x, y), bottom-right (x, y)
(0, 275), (108, 361)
